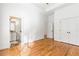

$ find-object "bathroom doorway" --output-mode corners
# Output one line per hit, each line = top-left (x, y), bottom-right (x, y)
(9, 16), (21, 47)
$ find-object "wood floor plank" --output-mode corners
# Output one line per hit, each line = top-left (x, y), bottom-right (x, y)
(0, 39), (79, 56)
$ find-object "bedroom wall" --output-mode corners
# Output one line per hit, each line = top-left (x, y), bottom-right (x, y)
(0, 3), (47, 50)
(54, 4), (79, 45)
(0, 5), (2, 49)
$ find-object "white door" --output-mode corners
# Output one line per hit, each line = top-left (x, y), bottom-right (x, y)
(60, 18), (79, 45)
(47, 15), (54, 38)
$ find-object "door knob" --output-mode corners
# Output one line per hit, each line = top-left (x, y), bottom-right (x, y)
(67, 32), (70, 34)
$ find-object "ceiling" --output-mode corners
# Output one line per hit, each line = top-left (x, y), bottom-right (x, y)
(33, 3), (66, 11)
(33, 3), (56, 10)
(32, 3), (72, 15)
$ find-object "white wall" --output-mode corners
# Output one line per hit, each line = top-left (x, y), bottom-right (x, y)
(0, 4), (24, 50)
(54, 4), (79, 45)
(0, 5), (2, 48)
(0, 3), (47, 50)
(21, 4), (47, 43)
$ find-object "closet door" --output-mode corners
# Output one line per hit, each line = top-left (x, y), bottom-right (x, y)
(60, 19), (71, 43)
(60, 18), (78, 45)
(73, 18), (79, 45)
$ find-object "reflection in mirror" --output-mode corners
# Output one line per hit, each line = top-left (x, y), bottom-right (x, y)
(9, 16), (21, 47)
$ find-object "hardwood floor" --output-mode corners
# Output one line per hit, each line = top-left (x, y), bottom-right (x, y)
(0, 38), (79, 56)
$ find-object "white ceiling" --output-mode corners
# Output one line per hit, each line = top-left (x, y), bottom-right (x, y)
(33, 3), (56, 10)
(33, 3), (65, 11)
(33, 3), (72, 15)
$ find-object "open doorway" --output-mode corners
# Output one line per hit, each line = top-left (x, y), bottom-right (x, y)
(9, 16), (21, 47)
